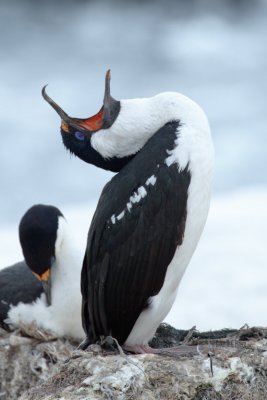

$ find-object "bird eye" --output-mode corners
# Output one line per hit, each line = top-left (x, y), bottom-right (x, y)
(74, 131), (85, 141)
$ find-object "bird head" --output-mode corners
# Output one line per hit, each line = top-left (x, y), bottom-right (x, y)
(42, 70), (127, 172)
(19, 204), (64, 306)
(43, 70), (211, 172)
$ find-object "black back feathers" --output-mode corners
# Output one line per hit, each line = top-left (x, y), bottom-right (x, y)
(81, 121), (191, 344)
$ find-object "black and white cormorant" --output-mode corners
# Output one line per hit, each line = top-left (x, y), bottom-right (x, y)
(2, 204), (84, 340)
(43, 71), (214, 353)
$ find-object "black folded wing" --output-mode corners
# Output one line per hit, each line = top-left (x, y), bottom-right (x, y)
(0, 262), (43, 329)
(81, 121), (191, 344)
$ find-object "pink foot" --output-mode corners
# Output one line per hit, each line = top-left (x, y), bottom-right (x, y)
(123, 344), (157, 354)
(123, 344), (200, 357)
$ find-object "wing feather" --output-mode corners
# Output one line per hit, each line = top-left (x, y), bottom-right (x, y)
(82, 121), (191, 344)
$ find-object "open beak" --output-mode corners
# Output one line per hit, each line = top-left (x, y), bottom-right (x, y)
(42, 69), (119, 132)
(32, 269), (52, 306)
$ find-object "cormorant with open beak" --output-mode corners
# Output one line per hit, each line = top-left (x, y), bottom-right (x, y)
(43, 71), (214, 354)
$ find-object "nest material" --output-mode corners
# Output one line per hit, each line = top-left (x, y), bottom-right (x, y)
(0, 324), (77, 400)
(1, 324), (267, 400)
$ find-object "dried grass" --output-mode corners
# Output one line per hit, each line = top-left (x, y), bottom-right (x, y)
(1, 325), (267, 399)
(0, 325), (77, 400)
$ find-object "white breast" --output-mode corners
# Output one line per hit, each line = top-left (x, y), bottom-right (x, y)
(48, 218), (84, 339)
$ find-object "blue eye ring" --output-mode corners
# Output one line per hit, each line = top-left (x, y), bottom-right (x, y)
(74, 131), (85, 141)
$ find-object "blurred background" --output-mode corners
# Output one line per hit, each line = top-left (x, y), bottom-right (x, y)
(0, 0), (266, 330)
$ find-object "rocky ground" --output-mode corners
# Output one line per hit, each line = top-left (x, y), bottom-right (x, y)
(1, 324), (267, 399)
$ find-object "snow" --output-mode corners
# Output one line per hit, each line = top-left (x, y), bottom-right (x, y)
(1, 186), (266, 331)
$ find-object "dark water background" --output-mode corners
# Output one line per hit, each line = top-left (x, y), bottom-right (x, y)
(0, 0), (266, 224)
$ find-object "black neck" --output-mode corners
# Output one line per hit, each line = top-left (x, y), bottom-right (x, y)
(61, 129), (136, 172)
(76, 146), (136, 172)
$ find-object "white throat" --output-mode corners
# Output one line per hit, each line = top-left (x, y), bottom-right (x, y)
(52, 217), (82, 299)
(91, 92), (211, 160)
(49, 216), (84, 339)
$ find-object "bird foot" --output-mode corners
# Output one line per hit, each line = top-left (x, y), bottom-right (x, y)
(78, 337), (209, 359)
(77, 337), (91, 350)
(123, 344), (205, 357)
(123, 344), (158, 354)
(153, 344), (201, 357)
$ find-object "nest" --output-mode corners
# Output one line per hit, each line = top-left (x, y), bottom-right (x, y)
(0, 324), (77, 400)
(2, 324), (267, 400)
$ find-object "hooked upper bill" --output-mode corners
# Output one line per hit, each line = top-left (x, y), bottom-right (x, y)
(32, 268), (52, 306)
(42, 70), (120, 133)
